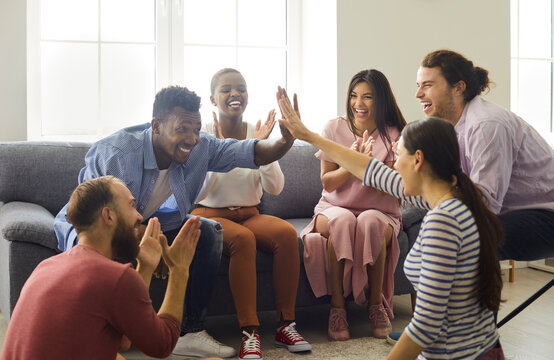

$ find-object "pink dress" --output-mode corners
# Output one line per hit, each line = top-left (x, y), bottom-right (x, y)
(301, 117), (401, 317)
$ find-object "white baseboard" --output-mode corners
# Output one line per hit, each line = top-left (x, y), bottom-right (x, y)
(528, 259), (554, 274)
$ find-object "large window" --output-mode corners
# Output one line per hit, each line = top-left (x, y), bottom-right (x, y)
(28, 0), (296, 141)
(511, 0), (554, 144)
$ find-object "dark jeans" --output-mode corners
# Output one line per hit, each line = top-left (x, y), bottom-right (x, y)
(498, 209), (554, 261)
(148, 215), (223, 335)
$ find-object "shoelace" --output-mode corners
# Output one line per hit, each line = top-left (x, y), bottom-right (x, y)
(241, 331), (261, 353)
(329, 312), (348, 331)
(369, 307), (389, 327)
(197, 330), (225, 346)
(280, 322), (304, 342)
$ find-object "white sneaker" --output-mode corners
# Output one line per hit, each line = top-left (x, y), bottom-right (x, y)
(172, 330), (236, 358)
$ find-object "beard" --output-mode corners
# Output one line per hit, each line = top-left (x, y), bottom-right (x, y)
(111, 218), (139, 263)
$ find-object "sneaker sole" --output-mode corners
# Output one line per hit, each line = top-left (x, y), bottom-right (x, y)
(239, 355), (263, 360)
(275, 341), (312, 352)
(173, 350), (237, 358)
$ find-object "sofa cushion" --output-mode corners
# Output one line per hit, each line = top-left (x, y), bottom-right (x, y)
(0, 201), (59, 251)
(0, 142), (90, 215)
(259, 141), (322, 219)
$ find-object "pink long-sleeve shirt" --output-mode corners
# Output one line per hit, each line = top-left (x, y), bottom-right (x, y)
(456, 96), (554, 215)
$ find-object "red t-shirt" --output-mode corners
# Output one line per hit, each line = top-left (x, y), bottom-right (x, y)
(1, 245), (180, 360)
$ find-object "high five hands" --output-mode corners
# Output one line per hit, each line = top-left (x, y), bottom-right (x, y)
(276, 86), (310, 141)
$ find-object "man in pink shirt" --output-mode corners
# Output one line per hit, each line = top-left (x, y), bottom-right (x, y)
(1, 176), (201, 360)
(415, 49), (554, 261)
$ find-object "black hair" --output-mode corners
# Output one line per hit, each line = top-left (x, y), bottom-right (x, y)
(346, 69), (406, 162)
(152, 86), (201, 121)
(402, 117), (503, 311)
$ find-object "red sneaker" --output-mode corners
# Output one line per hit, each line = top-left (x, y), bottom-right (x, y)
(274, 322), (312, 352)
(239, 331), (262, 360)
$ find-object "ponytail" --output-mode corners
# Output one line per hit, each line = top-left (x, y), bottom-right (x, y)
(455, 172), (503, 311)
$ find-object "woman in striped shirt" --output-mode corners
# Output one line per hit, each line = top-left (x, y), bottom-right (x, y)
(276, 88), (505, 359)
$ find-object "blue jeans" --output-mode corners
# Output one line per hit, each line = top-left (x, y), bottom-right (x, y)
(148, 215), (223, 335)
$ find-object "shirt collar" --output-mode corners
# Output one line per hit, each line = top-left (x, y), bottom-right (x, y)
(143, 127), (158, 170)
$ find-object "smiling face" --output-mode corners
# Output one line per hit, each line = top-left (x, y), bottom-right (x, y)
(349, 81), (375, 127)
(394, 138), (420, 197)
(211, 72), (248, 118)
(415, 66), (462, 123)
(152, 106), (202, 169)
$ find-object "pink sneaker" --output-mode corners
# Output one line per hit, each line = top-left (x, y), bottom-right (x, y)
(328, 307), (350, 341)
(239, 331), (262, 360)
(274, 322), (312, 352)
(368, 304), (392, 339)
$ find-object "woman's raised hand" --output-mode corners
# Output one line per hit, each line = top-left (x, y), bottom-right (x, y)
(212, 111), (224, 139)
(276, 86), (311, 141)
(359, 131), (375, 157)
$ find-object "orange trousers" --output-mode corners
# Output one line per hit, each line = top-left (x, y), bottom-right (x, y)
(191, 206), (300, 328)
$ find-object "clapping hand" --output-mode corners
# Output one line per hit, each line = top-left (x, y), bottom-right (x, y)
(351, 130), (374, 157)
(159, 216), (201, 276)
(359, 132), (375, 157)
(212, 111), (224, 139)
(252, 109), (277, 139)
(136, 218), (162, 272)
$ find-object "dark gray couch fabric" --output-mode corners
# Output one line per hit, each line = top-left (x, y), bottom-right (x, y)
(0, 140), (422, 322)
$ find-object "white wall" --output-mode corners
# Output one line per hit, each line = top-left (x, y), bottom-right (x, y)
(336, 0), (510, 123)
(0, 1), (27, 141)
(298, 0), (338, 133)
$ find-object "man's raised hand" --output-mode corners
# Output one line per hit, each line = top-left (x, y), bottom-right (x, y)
(136, 218), (162, 272)
(159, 216), (201, 276)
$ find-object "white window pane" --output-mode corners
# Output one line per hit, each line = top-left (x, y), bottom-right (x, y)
(41, 0), (98, 41)
(238, 48), (286, 136)
(238, 0), (286, 47)
(183, 46), (236, 121)
(183, 0), (236, 45)
(101, 44), (156, 133)
(101, 0), (156, 42)
(41, 43), (99, 135)
(519, 0), (551, 58)
(517, 60), (551, 135)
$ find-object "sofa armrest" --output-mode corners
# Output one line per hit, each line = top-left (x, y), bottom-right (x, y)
(0, 201), (60, 251)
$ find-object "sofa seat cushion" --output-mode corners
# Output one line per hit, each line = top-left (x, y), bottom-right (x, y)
(0, 201), (59, 251)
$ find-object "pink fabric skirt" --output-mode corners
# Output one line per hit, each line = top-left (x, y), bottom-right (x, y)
(300, 201), (401, 318)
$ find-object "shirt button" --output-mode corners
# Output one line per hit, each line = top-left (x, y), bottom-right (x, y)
(139, 205), (144, 210)
(151, 179), (155, 184)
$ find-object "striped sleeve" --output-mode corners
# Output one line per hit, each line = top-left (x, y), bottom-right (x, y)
(363, 158), (429, 209)
(405, 209), (462, 348)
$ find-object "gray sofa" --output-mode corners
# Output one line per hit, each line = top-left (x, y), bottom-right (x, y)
(0, 140), (424, 322)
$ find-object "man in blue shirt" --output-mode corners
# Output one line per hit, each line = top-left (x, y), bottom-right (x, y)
(54, 85), (295, 358)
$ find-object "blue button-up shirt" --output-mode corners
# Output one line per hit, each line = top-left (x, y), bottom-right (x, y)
(54, 122), (258, 251)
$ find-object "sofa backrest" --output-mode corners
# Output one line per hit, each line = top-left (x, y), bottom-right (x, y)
(0, 140), (324, 220)
(0, 142), (91, 215)
(259, 141), (323, 219)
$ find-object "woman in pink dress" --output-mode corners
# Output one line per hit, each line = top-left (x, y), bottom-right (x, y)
(300, 69), (406, 341)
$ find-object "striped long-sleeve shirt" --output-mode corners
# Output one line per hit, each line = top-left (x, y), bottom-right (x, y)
(364, 158), (499, 359)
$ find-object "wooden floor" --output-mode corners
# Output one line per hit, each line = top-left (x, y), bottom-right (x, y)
(1, 267), (553, 359)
